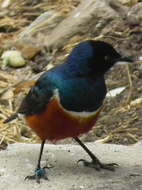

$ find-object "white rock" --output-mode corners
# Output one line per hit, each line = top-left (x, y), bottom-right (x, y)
(0, 142), (142, 189)
(106, 87), (126, 98)
(1, 50), (26, 68)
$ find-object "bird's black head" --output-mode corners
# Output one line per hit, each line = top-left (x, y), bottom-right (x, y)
(66, 40), (132, 76)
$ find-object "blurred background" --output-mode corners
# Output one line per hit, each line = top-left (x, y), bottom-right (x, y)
(0, 0), (142, 149)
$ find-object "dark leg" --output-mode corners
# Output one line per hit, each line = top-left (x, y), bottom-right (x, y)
(37, 140), (46, 169)
(25, 140), (49, 183)
(74, 137), (118, 171)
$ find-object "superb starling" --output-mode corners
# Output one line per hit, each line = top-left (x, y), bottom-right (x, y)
(4, 40), (132, 183)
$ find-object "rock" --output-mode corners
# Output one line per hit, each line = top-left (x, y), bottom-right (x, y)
(117, 0), (138, 6)
(0, 142), (142, 189)
(43, 0), (127, 48)
(18, 0), (128, 49)
(17, 0), (141, 59)
(19, 11), (60, 38)
(1, 50), (26, 68)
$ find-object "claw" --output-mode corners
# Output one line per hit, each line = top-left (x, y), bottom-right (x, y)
(77, 158), (118, 171)
(25, 167), (49, 183)
(77, 159), (86, 164)
(100, 162), (119, 171)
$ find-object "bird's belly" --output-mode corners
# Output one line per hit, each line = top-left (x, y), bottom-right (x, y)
(26, 97), (102, 141)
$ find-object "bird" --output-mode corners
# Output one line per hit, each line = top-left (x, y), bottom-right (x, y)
(4, 40), (133, 183)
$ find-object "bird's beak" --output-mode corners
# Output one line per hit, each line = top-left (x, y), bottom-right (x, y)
(115, 56), (133, 65)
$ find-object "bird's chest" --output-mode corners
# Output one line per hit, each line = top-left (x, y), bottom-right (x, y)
(26, 96), (102, 141)
(58, 76), (106, 112)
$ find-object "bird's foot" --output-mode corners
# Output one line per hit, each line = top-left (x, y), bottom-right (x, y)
(25, 166), (50, 183)
(78, 158), (118, 171)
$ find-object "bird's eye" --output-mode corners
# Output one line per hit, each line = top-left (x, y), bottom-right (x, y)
(104, 56), (110, 62)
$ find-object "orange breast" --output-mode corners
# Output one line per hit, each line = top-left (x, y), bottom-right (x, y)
(26, 98), (102, 141)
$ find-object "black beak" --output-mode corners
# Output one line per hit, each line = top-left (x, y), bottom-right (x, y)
(115, 56), (133, 65)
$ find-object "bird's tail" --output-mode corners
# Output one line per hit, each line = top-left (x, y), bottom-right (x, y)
(3, 113), (18, 123)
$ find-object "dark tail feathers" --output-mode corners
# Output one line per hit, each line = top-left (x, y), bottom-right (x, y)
(3, 113), (18, 123)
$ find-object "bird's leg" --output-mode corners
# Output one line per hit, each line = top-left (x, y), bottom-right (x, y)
(74, 137), (118, 171)
(25, 140), (49, 183)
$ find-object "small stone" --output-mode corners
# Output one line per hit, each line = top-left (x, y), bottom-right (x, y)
(1, 50), (26, 68)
